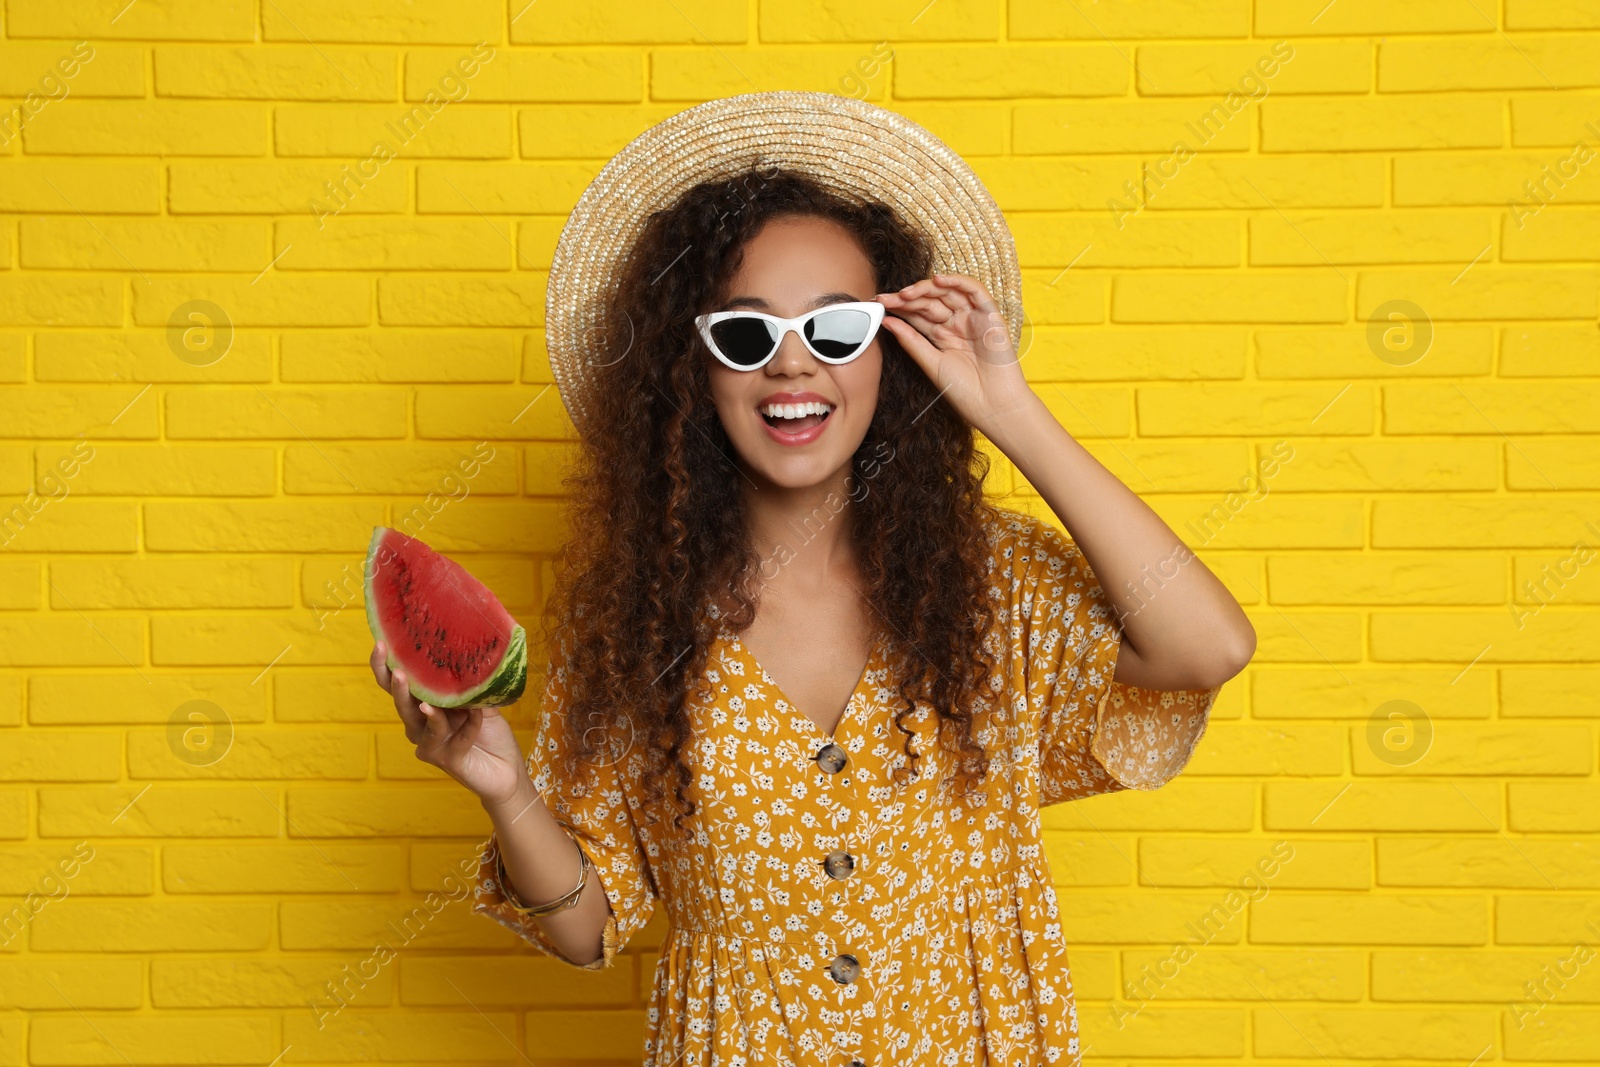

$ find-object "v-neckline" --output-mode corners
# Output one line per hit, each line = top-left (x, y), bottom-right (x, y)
(719, 625), (881, 744)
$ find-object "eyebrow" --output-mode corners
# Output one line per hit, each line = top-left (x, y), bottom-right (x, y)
(721, 291), (861, 312)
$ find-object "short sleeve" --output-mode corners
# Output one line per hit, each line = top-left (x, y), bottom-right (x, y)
(472, 631), (658, 970)
(994, 511), (1219, 807)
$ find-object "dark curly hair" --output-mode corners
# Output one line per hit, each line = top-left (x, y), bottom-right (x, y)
(537, 164), (1006, 832)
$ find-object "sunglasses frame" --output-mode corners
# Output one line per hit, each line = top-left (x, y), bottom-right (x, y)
(694, 300), (886, 372)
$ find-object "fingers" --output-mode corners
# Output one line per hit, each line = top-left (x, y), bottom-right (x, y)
(370, 642), (392, 689)
(389, 667), (427, 741)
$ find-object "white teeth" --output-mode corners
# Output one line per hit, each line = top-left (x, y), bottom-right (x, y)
(760, 401), (834, 419)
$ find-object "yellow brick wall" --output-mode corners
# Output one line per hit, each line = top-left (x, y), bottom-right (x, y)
(1, 0), (1597, 1063)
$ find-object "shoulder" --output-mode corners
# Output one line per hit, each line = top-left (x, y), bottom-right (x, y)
(982, 505), (1086, 587)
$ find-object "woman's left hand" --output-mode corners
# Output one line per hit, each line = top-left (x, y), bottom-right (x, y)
(875, 272), (1036, 436)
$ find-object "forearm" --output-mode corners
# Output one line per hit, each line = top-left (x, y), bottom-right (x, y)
(985, 392), (1255, 689)
(483, 775), (613, 967)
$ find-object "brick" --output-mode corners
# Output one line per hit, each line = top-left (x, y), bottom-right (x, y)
(516, 0), (744, 41)
(1120, 948), (1364, 1002)
(34, 331), (273, 383)
(1011, 0), (1250, 38)
(1380, 38), (1600, 91)
(129, 729), (370, 779)
(0, 336), (20, 381)
(282, 1010), (521, 1059)
(401, 955), (632, 1006)
(0, 162), (159, 213)
(1018, 271), (1105, 325)
(280, 900), (514, 950)
(1269, 552), (1503, 605)
(263, 0), (503, 43)
(1016, 216), (1238, 268)
(0, 45), (145, 97)
(1250, 211), (1489, 266)
(1057, 891), (1248, 945)
(896, 46), (1128, 99)
(29, 1016), (275, 1064)
(1375, 497), (1600, 549)
(1043, 782), (1256, 832)
(652, 47), (894, 101)
(378, 274), (543, 326)
(29, 901), (272, 951)
(516, 104), (685, 160)
(1500, 667), (1600, 718)
(155, 46), (398, 100)
(376, 732), (450, 780)
(0, 386), (156, 438)
(1374, 607), (1600, 663)
(133, 276), (371, 328)
(1386, 383), (1600, 434)
(1150, 155), (1387, 211)
(1029, 329), (1246, 384)
(1510, 93), (1600, 146)
(275, 217), (507, 270)
(524, 1009), (659, 1060)
(1263, 781), (1502, 831)
(407, 842), (493, 891)
(1256, 324), (1493, 379)
(1150, 494), (1364, 550)
(1515, 546), (1600, 599)
(1263, 97), (1502, 151)
(1376, 948), (1600, 1001)
(0, 617), (142, 667)
(0, 500), (140, 554)
(287, 787), (490, 837)
(169, 161), (409, 214)
(38, 446), (276, 497)
(1138, 837), (1366, 889)
(0, 845), (151, 895)
(1359, 269), (1598, 321)
(164, 843), (398, 894)
(524, 443), (583, 495)
(20, 218), (267, 272)
(275, 103), (512, 159)
(24, 102), (267, 155)
(1187, 723), (1345, 776)
(1510, 783), (1600, 832)
(1256, 0), (1487, 35)
(1508, 0), (1600, 28)
(1252, 893), (1488, 945)
(1139, 384), (1372, 435)
(1396, 153), (1600, 206)
(971, 157), (1141, 213)
(165, 389), (404, 440)
(1497, 893), (1600, 943)
(1379, 837), (1600, 888)
(38, 786), (279, 838)
(276, 670), (398, 723)
(405, 47), (638, 103)
(281, 331), (516, 382)
(1040, 832), (1138, 887)
(416, 162), (595, 213)
(0, 674), (19, 722)
(0, 278), (121, 327)
(1356, 723), (1593, 776)
(757, 0), (998, 41)
(1505, 1008), (1600, 1060)
(6, 0), (254, 38)
(0, 959), (143, 1009)
(1138, 42), (1370, 95)
(1258, 440), (1497, 492)
(150, 612), (370, 667)
(1113, 273), (1347, 323)
(1505, 209), (1600, 262)
(1015, 99), (1252, 154)
(1246, 609), (1361, 662)
(151, 956), (393, 1008)
(0, 732), (120, 782)
(1254, 1007), (1495, 1060)
(286, 443), (516, 495)
(29, 673), (268, 726)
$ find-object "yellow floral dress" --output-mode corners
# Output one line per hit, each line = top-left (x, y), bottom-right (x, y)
(475, 507), (1221, 1066)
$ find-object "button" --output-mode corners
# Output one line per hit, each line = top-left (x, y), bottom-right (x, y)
(827, 953), (860, 984)
(815, 743), (848, 774)
(850, 1061), (866, 1067)
(823, 850), (855, 880)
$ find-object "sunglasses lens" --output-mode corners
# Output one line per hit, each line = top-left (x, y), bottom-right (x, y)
(708, 316), (779, 368)
(805, 308), (875, 360)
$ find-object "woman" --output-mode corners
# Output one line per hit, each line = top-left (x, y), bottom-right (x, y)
(371, 94), (1254, 1066)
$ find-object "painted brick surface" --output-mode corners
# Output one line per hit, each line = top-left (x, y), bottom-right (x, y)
(0, 2), (1594, 1065)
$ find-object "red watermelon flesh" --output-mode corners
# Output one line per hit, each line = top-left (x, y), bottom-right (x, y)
(364, 527), (528, 709)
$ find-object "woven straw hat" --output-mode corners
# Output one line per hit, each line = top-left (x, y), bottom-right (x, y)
(543, 90), (1024, 443)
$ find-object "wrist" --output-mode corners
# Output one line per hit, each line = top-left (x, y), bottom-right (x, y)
(481, 774), (541, 826)
(980, 388), (1051, 456)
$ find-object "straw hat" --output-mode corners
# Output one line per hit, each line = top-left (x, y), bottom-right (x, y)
(543, 90), (1024, 443)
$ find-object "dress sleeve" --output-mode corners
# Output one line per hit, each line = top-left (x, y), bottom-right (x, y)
(996, 512), (1219, 808)
(472, 631), (658, 970)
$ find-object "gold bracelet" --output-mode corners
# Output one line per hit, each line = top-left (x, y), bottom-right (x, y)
(497, 837), (590, 917)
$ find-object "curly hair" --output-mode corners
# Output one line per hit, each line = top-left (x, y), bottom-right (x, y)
(537, 165), (1006, 832)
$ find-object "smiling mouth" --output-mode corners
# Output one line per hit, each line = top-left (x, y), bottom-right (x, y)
(759, 401), (834, 434)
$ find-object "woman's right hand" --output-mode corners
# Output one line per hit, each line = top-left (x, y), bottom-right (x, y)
(370, 641), (529, 809)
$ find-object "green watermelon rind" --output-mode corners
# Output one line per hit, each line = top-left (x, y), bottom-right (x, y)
(364, 527), (530, 710)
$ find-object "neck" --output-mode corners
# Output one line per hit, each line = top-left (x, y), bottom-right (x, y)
(740, 464), (858, 591)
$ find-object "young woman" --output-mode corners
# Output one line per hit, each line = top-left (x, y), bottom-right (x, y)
(371, 108), (1253, 1066)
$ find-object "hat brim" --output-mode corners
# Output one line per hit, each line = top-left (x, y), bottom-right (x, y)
(544, 90), (1025, 443)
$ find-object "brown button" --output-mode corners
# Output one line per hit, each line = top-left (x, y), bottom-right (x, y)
(850, 1061), (866, 1067)
(827, 953), (860, 984)
(815, 743), (848, 774)
(823, 850), (855, 880)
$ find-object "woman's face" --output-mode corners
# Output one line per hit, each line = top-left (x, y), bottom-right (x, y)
(706, 215), (883, 493)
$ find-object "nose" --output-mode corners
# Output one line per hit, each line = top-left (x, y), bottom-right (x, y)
(765, 322), (817, 376)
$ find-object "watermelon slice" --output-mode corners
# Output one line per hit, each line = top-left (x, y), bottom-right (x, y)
(364, 527), (528, 709)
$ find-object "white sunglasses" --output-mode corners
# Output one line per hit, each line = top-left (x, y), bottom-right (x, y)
(694, 301), (886, 371)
